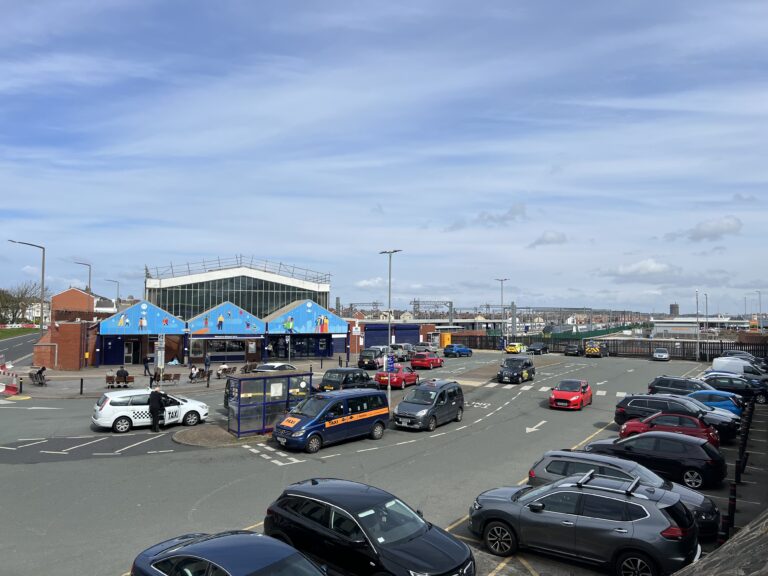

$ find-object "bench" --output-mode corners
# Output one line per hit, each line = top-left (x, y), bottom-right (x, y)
(29, 371), (48, 386)
(216, 366), (237, 379)
(114, 375), (134, 388)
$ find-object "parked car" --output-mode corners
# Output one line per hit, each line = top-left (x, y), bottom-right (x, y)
(614, 394), (741, 440)
(719, 349), (768, 370)
(264, 479), (475, 576)
(320, 368), (375, 391)
(272, 389), (389, 453)
(585, 431), (727, 489)
(374, 364), (419, 389)
(389, 343), (414, 362)
(253, 362), (298, 372)
(414, 341), (438, 354)
(504, 342), (527, 354)
(527, 342), (549, 355)
(648, 376), (714, 396)
(393, 379), (464, 431)
(584, 340), (609, 358)
(701, 372), (768, 404)
(357, 348), (385, 370)
(619, 412), (720, 447)
(711, 357), (768, 382)
(468, 471), (700, 575)
(549, 379), (592, 410)
(497, 356), (535, 384)
(410, 351), (444, 370)
(444, 343), (473, 357)
(652, 348), (670, 361)
(563, 343), (583, 356)
(688, 389), (743, 416)
(131, 531), (325, 576)
(527, 450), (721, 538)
(92, 389), (208, 433)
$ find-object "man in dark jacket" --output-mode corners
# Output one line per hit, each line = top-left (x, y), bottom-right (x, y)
(149, 384), (168, 432)
(143, 356), (151, 376)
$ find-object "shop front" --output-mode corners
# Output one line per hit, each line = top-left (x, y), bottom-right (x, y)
(187, 301), (266, 363)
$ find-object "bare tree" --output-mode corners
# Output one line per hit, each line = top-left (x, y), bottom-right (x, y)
(0, 282), (48, 323)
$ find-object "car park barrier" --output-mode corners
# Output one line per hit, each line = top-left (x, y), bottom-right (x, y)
(727, 482), (737, 531)
(0, 372), (20, 396)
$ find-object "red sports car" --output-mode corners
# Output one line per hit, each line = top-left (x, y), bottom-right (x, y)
(411, 352), (444, 370)
(374, 364), (419, 389)
(549, 379), (593, 410)
(619, 413), (720, 447)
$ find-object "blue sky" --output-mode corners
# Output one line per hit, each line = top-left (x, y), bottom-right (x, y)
(1, 0), (766, 316)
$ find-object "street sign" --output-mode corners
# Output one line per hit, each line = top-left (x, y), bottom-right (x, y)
(387, 354), (395, 371)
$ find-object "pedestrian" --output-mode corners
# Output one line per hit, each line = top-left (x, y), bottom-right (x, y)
(216, 362), (229, 379)
(204, 353), (211, 372)
(148, 384), (168, 432)
(189, 365), (199, 382)
(142, 356), (151, 376)
(151, 367), (162, 386)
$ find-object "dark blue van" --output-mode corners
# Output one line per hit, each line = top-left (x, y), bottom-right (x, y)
(272, 389), (389, 453)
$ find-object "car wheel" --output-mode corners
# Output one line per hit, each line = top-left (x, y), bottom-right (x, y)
(756, 393), (767, 404)
(370, 421), (385, 440)
(305, 434), (322, 454)
(468, 351), (473, 356)
(682, 469), (704, 489)
(427, 416), (437, 432)
(578, 400), (583, 411)
(455, 407), (463, 422)
(614, 551), (658, 576)
(483, 521), (517, 557)
(183, 411), (200, 426)
(112, 416), (132, 434)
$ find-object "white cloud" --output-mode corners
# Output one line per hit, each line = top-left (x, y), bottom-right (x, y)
(355, 277), (385, 289)
(528, 231), (567, 249)
(666, 216), (742, 242)
(617, 259), (674, 276)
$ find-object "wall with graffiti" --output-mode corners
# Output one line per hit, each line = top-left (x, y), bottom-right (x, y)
(188, 301), (265, 335)
(100, 301), (185, 335)
(267, 300), (347, 334)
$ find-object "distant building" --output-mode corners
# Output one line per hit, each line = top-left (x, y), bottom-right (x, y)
(670, 303), (680, 317)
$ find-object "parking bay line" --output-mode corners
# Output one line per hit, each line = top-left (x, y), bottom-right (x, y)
(707, 494), (763, 506)
(63, 437), (108, 451)
(114, 434), (166, 454)
(39, 451), (69, 455)
(17, 440), (47, 448)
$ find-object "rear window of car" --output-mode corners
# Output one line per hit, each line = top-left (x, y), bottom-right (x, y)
(322, 372), (344, 383)
(109, 396), (130, 406)
(96, 395), (109, 407)
(663, 501), (694, 529)
(545, 460), (568, 475)
(627, 503), (648, 521)
(702, 443), (721, 459)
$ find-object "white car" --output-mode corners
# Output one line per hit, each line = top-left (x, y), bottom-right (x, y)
(414, 341), (438, 354)
(253, 362), (298, 372)
(652, 347), (670, 361)
(92, 388), (209, 433)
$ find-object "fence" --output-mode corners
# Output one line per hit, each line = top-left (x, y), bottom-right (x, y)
(227, 372), (314, 438)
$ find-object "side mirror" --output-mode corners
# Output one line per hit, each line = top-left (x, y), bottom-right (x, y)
(550, 387), (555, 391)
(416, 509), (424, 518)
(528, 502), (544, 513)
(325, 413), (337, 421)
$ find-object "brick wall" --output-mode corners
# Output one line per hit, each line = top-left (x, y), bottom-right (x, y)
(32, 323), (89, 371)
(51, 289), (93, 315)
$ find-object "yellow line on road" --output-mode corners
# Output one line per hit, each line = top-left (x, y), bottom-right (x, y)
(487, 556), (512, 576)
(518, 555), (541, 576)
(445, 514), (469, 532)
(244, 520), (264, 531)
(571, 420), (614, 450)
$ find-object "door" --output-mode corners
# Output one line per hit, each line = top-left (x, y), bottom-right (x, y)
(446, 386), (460, 419)
(434, 390), (451, 424)
(520, 491), (580, 554)
(575, 495), (634, 564)
(164, 397), (182, 426)
(618, 435), (658, 472)
(325, 507), (376, 576)
(322, 401), (348, 444)
(648, 414), (684, 434)
(128, 393), (151, 427)
(655, 437), (690, 481)
(124, 342), (134, 365)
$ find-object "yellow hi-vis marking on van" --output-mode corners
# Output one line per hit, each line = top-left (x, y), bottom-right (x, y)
(325, 407), (389, 428)
(280, 416), (302, 428)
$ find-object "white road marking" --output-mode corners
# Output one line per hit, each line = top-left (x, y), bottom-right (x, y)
(18, 440), (47, 448)
(260, 454), (271, 460)
(262, 445), (276, 452)
(456, 425), (467, 430)
(0, 399), (15, 405)
(242, 444), (251, 449)
(357, 447), (379, 452)
(504, 401), (510, 406)
(249, 448), (260, 454)
(39, 451), (68, 455)
(93, 452), (119, 456)
(627, 369), (634, 373)
(147, 450), (174, 454)
(430, 432), (446, 438)
(276, 451), (288, 457)
(595, 381), (607, 386)
(114, 434), (165, 454)
(321, 453), (341, 459)
(64, 437), (108, 451)
(525, 420), (547, 434)
(616, 392), (627, 398)
(0, 446), (17, 450)
(396, 440), (417, 445)
(485, 383), (498, 388)
(474, 418), (483, 423)
(502, 384), (514, 390)
(17, 438), (45, 441)
(521, 385), (533, 391)
(538, 386), (550, 392)
(597, 390), (607, 396)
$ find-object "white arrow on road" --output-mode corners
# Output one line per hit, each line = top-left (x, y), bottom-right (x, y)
(526, 420), (547, 433)
(595, 381), (607, 386)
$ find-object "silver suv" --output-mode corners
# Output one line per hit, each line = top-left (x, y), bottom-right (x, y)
(468, 471), (700, 576)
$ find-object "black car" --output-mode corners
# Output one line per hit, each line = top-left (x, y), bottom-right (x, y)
(563, 343), (583, 356)
(701, 373), (768, 405)
(585, 431), (727, 489)
(319, 368), (376, 391)
(527, 342), (549, 355)
(497, 356), (535, 384)
(648, 376), (714, 396)
(265, 479), (474, 576)
(614, 394), (740, 440)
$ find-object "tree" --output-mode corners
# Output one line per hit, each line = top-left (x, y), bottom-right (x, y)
(0, 282), (48, 323)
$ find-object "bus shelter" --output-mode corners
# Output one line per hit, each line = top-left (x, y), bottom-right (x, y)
(227, 372), (314, 438)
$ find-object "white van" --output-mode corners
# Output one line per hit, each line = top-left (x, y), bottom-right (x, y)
(711, 357), (768, 381)
(92, 389), (209, 433)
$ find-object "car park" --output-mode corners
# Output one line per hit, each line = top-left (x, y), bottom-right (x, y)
(585, 431), (727, 489)
(320, 368), (376, 391)
(253, 362), (298, 372)
(443, 343), (473, 357)
(527, 450), (721, 538)
(272, 389), (389, 453)
(652, 347), (670, 361)
(701, 372), (768, 404)
(504, 342), (527, 354)
(410, 351), (444, 370)
(468, 471), (700, 575)
(264, 478), (475, 576)
(92, 389), (208, 433)
(392, 379), (464, 431)
(648, 376), (714, 396)
(549, 379), (592, 410)
(130, 530), (324, 576)
(357, 348), (385, 370)
(563, 343), (583, 356)
(374, 364), (419, 389)
(687, 389), (743, 416)
(497, 356), (535, 384)
(619, 413), (720, 447)
(527, 342), (549, 355)
(584, 340), (609, 358)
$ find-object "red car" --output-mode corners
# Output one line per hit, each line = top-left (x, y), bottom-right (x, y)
(549, 379), (593, 410)
(619, 413), (720, 447)
(411, 352), (444, 370)
(374, 364), (419, 389)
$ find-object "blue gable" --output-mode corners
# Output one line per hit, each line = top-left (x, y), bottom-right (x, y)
(188, 301), (265, 336)
(268, 301), (348, 334)
(100, 301), (185, 335)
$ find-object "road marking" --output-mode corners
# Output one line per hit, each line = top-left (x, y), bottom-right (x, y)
(750, 438), (767, 443)
(525, 420), (547, 434)
(40, 451), (68, 455)
(320, 453), (340, 459)
(517, 555), (541, 576)
(571, 421), (615, 450)
(114, 434), (165, 454)
(244, 520), (264, 531)
(707, 494), (763, 506)
(596, 390), (607, 396)
(64, 437), (108, 451)
(93, 452), (119, 456)
(17, 438), (45, 441)
(260, 454), (271, 460)
(502, 384), (514, 390)
(357, 447), (379, 452)
(395, 440), (417, 445)
(595, 381), (607, 386)
(616, 392), (627, 397)
(488, 557), (513, 576)
(147, 450), (174, 454)
(444, 514), (469, 531)
(17, 440), (47, 448)
(721, 447), (766, 455)
(474, 418), (483, 423)
(430, 432), (446, 438)
(627, 369), (634, 373)
(0, 399), (14, 405)
(249, 448), (260, 454)
(521, 385), (532, 391)
(0, 446), (16, 450)
(456, 425), (467, 431)
(504, 401), (510, 406)
(538, 386), (550, 392)
(485, 383), (498, 388)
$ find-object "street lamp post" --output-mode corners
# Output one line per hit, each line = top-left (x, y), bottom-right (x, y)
(695, 290), (700, 361)
(495, 278), (508, 353)
(8, 240), (46, 335)
(380, 249), (402, 410)
(106, 279), (120, 309)
(704, 292), (708, 337)
(74, 261), (92, 293)
(758, 290), (763, 334)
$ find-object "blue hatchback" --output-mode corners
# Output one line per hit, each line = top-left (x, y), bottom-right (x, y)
(688, 389), (743, 416)
(444, 343), (473, 357)
(131, 531), (324, 576)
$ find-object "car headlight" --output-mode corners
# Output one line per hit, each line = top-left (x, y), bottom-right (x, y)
(393, 405), (400, 415)
(570, 395), (580, 401)
(472, 499), (483, 510)
(291, 430), (306, 437)
(409, 572), (430, 576)
(416, 409), (428, 417)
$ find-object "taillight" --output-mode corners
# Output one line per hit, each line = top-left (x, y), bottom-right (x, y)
(661, 525), (689, 540)
(528, 468), (535, 479)
(616, 407), (626, 414)
(99, 398), (110, 411)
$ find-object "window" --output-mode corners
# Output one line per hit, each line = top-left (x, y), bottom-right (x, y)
(677, 417), (698, 428)
(151, 557), (210, 576)
(347, 397), (369, 413)
(326, 402), (344, 419)
(628, 399), (647, 408)
(368, 394), (385, 410)
(646, 399), (668, 411)
(109, 397), (130, 406)
(652, 415), (680, 426)
(623, 437), (656, 451)
(447, 387), (458, 401)
(208, 564), (228, 576)
(599, 467), (633, 482)
(658, 438), (688, 454)
(537, 491), (580, 514)
(297, 499), (329, 526)
(730, 379), (747, 390)
(627, 503), (648, 521)
(544, 460), (568, 476)
(581, 495), (627, 521)
(330, 508), (364, 541)
(130, 394), (150, 406)
(437, 391), (447, 405)
(566, 461), (597, 475)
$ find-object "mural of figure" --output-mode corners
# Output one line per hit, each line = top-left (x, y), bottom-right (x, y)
(139, 316), (147, 331)
(227, 310), (232, 319)
(322, 315), (329, 333)
(282, 316), (294, 334)
(124, 316), (131, 328)
(315, 315), (323, 333)
(162, 317), (169, 326)
(217, 313), (225, 330)
(204, 316), (209, 329)
(117, 314), (126, 327)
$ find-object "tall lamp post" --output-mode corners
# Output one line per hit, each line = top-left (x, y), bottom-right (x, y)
(74, 261), (92, 293)
(380, 249), (402, 409)
(758, 290), (763, 334)
(695, 290), (700, 361)
(8, 240), (46, 335)
(704, 292), (708, 336)
(105, 279), (120, 309)
(495, 278), (508, 352)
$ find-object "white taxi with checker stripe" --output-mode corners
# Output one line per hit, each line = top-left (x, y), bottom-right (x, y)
(92, 388), (208, 433)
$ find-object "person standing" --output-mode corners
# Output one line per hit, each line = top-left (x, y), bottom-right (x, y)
(204, 353), (211, 373)
(149, 384), (168, 433)
(143, 356), (151, 376)
(151, 367), (162, 386)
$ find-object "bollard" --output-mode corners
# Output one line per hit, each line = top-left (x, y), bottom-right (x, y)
(80, 378), (84, 396)
(717, 514), (730, 546)
(735, 457), (742, 484)
(207, 372), (211, 388)
(320, 357), (323, 369)
(727, 482), (737, 529)
(338, 355), (342, 367)
(741, 452), (749, 474)
(19, 377), (23, 394)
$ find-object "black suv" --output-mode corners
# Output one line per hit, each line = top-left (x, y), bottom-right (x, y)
(265, 478), (474, 576)
(648, 376), (714, 396)
(497, 356), (535, 384)
(701, 373), (768, 405)
(319, 368), (376, 391)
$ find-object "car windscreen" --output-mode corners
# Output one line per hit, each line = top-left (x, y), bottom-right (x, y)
(321, 372), (344, 383)
(360, 351), (377, 359)
(290, 396), (330, 418)
(248, 552), (324, 576)
(685, 397), (714, 412)
(654, 348), (668, 354)
(627, 463), (665, 488)
(356, 498), (427, 547)
(556, 380), (581, 391)
(502, 359), (525, 368)
(402, 388), (437, 405)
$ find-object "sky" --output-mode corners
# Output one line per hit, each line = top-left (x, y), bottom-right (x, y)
(1, 0), (766, 317)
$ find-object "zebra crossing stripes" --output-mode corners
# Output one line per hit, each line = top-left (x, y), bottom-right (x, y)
(616, 392), (627, 398)
(596, 390), (607, 396)
(242, 443), (305, 466)
(538, 386), (551, 392)
(520, 385), (533, 391)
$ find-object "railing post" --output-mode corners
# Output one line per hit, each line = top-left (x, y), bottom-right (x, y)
(80, 378), (84, 396)
(717, 514), (730, 546)
(727, 482), (737, 530)
(19, 377), (23, 394)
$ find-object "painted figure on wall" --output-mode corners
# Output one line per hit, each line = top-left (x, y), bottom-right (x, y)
(217, 314), (225, 330)
(283, 316), (294, 333)
(117, 314), (126, 327)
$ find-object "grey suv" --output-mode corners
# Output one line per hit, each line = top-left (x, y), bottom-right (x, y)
(468, 472), (700, 576)
(527, 450), (720, 538)
(393, 379), (464, 431)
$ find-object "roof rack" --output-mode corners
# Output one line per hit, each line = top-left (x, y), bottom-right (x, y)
(626, 476), (641, 496)
(576, 469), (595, 487)
(564, 472), (650, 500)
